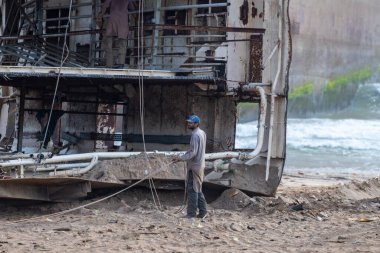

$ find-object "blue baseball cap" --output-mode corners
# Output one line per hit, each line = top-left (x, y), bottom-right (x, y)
(186, 115), (200, 123)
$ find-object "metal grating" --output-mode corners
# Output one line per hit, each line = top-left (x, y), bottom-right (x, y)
(0, 39), (89, 67)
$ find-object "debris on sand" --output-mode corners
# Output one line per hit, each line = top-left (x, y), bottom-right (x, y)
(211, 188), (252, 210)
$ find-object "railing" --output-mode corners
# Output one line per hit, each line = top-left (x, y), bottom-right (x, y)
(0, 1), (263, 73)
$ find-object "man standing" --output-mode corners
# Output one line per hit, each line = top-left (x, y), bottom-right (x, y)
(97, 0), (135, 67)
(174, 115), (208, 219)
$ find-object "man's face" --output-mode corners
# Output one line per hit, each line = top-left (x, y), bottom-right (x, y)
(187, 121), (198, 130)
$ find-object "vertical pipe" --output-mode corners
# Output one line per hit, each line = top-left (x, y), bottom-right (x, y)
(265, 0), (284, 181)
(245, 86), (268, 165)
(20, 164), (24, 178)
(17, 86), (25, 152)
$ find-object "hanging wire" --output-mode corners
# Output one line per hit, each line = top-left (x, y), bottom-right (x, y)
(39, 0), (73, 153)
(137, 0), (162, 210)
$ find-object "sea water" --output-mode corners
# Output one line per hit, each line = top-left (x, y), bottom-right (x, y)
(236, 83), (380, 178)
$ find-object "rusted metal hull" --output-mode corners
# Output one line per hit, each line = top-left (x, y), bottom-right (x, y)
(0, 0), (290, 201)
(0, 177), (125, 202)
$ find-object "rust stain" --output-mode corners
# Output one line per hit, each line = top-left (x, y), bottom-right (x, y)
(240, 0), (249, 25)
(252, 2), (258, 18)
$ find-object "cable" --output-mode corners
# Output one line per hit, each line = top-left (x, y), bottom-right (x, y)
(39, 0), (73, 152)
(136, 0), (162, 210)
(2, 163), (172, 226)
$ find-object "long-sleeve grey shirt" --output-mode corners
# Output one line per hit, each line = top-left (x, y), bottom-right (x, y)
(181, 127), (206, 192)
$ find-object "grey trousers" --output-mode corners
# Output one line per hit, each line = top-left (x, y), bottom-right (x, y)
(187, 170), (207, 217)
(104, 36), (128, 67)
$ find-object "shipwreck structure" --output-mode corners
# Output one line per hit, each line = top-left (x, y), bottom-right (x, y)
(0, 0), (291, 201)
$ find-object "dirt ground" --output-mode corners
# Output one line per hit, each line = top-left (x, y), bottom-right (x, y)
(1, 176), (379, 253)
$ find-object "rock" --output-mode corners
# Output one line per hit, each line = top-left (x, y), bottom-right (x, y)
(290, 204), (304, 211)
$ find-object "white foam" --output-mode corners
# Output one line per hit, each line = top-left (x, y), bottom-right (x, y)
(287, 118), (380, 151)
(372, 83), (380, 93)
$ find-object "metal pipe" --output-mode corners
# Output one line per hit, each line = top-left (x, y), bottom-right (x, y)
(35, 163), (91, 172)
(20, 164), (24, 178)
(193, 13), (227, 18)
(128, 3), (228, 14)
(245, 86), (268, 165)
(262, 41), (279, 70)
(0, 152), (50, 161)
(43, 15), (92, 22)
(161, 3), (229, 11)
(0, 152), (179, 168)
(43, 2), (92, 10)
(0, 151), (242, 168)
(205, 152), (240, 160)
(49, 155), (98, 177)
(17, 87), (25, 152)
(242, 83), (271, 91)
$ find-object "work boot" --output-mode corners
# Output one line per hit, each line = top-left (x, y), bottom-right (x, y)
(181, 214), (196, 219)
(197, 212), (208, 220)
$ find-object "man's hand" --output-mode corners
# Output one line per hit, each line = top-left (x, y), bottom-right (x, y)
(96, 17), (103, 28)
(172, 156), (182, 163)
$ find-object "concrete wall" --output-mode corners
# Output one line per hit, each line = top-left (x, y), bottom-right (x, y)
(289, 0), (380, 87)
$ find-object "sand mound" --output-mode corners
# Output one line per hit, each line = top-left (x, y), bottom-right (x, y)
(338, 177), (380, 201)
(210, 188), (252, 210)
(81, 154), (185, 184)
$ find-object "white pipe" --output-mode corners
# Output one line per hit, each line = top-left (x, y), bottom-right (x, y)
(205, 152), (241, 160)
(242, 83), (271, 92)
(0, 152), (157, 167)
(0, 152), (51, 161)
(245, 86), (268, 165)
(49, 155), (98, 177)
(265, 0), (285, 181)
(35, 163), (91, 172)
(262, 41), (279, 70)
(20, 164), (24, 178)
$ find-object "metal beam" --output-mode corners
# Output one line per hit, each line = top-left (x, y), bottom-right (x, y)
(142, 24), (265, 34)
(0, 24), (264, 41)
(161, 3), (228, 11)
(79, 132), (191, 144)
(24, 108), (125, 116)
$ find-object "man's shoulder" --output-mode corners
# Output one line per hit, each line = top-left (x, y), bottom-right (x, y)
(196, 128), (206, 137)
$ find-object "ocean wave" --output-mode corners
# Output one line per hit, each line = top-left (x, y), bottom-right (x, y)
(235, 121), (258, 138)
(286, 118), (380, 151)
(236, 117), (380, 152)
(284, 165), (380, 177)
(373, 83), (380, 93)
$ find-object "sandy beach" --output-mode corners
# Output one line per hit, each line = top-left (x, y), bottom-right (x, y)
(1, 175), (379, 253)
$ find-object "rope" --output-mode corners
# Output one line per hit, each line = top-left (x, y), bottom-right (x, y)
(39, 0), (73, 152)
(2, 162), (172, 226)
(174, 165), (188, 214)
(137, 0), (162, 210)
